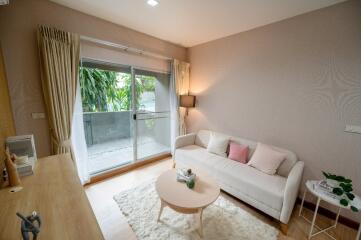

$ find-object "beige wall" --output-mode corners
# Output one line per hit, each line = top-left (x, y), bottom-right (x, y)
(0, 0), (186, 157)
(188, 0), (361, 220)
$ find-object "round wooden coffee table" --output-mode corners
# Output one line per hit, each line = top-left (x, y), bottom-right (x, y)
(155, 169), (220, 237)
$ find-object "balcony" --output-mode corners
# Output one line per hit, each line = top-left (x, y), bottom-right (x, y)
(84, 111), (170, 175)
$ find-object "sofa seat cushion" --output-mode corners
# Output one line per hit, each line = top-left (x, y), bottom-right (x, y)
(175, 145), (286, 212)
(175, 145), (225, 172)
(213, 153), (286, 211)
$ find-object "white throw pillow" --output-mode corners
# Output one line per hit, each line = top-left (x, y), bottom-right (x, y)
(248, 143), (286, 175)
(207, 133), (229, 157)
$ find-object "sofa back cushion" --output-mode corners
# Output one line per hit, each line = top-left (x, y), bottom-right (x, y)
(230, 136), (257, 160)
(195, 130), (211, 148)
(195, 130), (297, 177)
(207, 132), (229, 157)
(228, 142), (249, 164)
(247, 143), (286, 175)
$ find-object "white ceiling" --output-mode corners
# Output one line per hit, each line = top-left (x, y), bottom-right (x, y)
(50, 0), (346, 47)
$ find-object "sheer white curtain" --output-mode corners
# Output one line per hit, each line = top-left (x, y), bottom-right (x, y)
(71, 80), (90, 184)
(170, 59), (190, 153)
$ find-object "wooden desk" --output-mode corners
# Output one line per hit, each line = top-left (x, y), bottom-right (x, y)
(0, 154), (104, 240)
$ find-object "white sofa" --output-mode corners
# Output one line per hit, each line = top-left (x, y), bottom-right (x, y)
(173, 130), (304, 228)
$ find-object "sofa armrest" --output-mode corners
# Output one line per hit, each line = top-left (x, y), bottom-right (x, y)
(174, 133), (196, 151)
(280, 161), (304, 224)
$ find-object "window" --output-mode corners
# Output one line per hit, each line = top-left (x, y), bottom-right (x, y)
(79, 59), (171, 175)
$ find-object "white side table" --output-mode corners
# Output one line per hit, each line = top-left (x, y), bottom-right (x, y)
(299, 180), (361, 240)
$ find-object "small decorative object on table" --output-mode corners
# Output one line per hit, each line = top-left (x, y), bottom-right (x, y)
(4, 147), (21, 188)
(16, 211), (41, 240)
(186, 178), (195, 189)
(6, 135), (37, 177)
(177, 168), (196, 189)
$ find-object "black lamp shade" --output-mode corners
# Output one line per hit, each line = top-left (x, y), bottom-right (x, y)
(180, 95), (196, 108)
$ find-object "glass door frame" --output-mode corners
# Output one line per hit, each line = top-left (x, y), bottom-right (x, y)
(131, 66), (138, 162)
(80, 58), (171, 175)
(131, 67), (172, 163)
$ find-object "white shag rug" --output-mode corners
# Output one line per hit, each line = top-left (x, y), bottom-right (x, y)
(113, 181), (279, 240)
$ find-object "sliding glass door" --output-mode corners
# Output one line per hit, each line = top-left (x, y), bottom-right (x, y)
(80, 60), (134, 174)
(80, 59), (170, 175)
(133, 69), (171, 161)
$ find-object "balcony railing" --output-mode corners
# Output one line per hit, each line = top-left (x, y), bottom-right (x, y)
(83, 111), (170, 174)
(83, 111), (132, 146)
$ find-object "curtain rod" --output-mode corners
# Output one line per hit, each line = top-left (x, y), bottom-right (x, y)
(80, 35), (173, 61)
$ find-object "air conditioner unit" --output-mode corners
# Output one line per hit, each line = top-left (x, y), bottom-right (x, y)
(5, 135), (37, 176)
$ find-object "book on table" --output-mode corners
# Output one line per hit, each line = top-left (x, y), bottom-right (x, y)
(314, 180), (340, 200)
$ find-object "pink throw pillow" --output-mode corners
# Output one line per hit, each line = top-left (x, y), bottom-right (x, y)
(228, 142), (249, 164)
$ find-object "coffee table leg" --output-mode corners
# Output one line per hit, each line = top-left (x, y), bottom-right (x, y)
(197, 208), (204, 238)
(157, 200), (165, 222)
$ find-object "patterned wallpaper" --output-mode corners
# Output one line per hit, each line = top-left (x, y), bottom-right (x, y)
(188, 0), (361, 220)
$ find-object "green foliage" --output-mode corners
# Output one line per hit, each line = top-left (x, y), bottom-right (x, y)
(346, 192), (355, 201)
(340, 199), (348, 207)
(332, 187), (343, 196)
(322, 172), (351, 183)
(323, 171), (358, 212)
(80, 67), (118, 112)
(138, 75), (156, 92)
(339, 182), (353, 193)
(115, 73), (144, 111)
(351, 206), (358, 212)
(80, 67), (156, 112)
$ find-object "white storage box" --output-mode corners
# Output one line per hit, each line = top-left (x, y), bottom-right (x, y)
(5, 135), (37, 176)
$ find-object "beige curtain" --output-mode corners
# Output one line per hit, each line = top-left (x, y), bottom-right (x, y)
(170, 59), (190, 151)
(37, 26), (80, 154)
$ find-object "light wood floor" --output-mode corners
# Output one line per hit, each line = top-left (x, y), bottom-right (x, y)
(85, 158), (358, 240)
